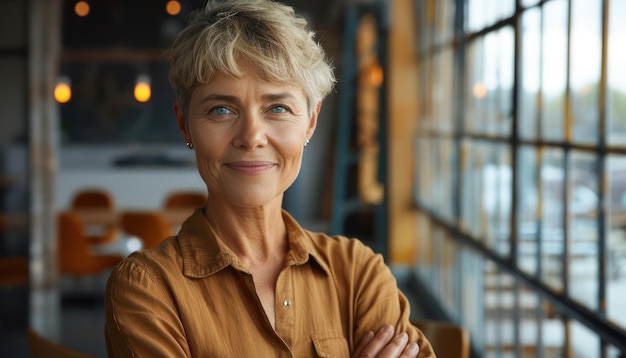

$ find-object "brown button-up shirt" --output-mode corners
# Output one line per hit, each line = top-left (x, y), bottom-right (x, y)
(105, 209), (435, 357)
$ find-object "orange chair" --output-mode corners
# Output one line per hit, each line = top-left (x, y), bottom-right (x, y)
(412, 319), (470, 358)
(0, 256), (28, 287)
(70, 189), (118, 244)
(58, 211), (124, 276)
(163, 191), (207, 209)
(120, 211), (175, 250)
(28, 328), (100, 358)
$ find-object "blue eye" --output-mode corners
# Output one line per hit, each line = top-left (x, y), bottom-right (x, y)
(271, 106), (287, 113)
(213, 107), (231, 115)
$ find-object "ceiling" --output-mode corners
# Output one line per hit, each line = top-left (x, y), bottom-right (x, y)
(61, 0), (345, 50)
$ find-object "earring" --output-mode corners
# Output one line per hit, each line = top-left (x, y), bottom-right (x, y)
(304, 140), (310, 147)
(186, 142), (193, 150)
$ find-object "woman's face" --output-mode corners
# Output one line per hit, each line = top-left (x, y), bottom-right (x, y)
(175, 70), (320, 208)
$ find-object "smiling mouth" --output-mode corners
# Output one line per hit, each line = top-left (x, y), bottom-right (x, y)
(225, 161), (275, 174)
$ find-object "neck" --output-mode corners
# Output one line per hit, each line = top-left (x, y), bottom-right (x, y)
(203, 199), (288, 262)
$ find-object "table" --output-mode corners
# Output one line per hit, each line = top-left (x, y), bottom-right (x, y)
(74, 208), (195, 228)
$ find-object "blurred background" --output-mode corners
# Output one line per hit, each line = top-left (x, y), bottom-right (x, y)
(1, 0), (626, 357)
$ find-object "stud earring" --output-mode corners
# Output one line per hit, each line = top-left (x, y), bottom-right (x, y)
(304, 140), (310, 147)
(186, 142), (193, 150)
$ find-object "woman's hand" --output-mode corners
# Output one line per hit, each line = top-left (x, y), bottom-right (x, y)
(352, 325), (420, 358)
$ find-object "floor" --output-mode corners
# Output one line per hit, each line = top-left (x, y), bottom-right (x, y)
(0, 275), (109, 357)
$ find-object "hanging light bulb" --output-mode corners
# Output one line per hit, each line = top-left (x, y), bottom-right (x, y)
(74, 1), (90, 17)
(166, 0), (182, 16)
(134, 74), (151, 103)
(54, 76), (72, 103)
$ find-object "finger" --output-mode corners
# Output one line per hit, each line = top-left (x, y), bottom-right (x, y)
(355, 325), (395, 357)
(376, 332), (409, 357)
(353, 330), (374, 357)
(399, 342), (419, 358)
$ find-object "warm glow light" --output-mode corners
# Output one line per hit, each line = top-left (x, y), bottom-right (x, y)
(166, 0), (182, 16)
(368, 64), (384, 87)
(74, 1), (90, 17)
(54, 78), (72, 103)
(134, 75), (151, 102)
(472, 82), (488, 99)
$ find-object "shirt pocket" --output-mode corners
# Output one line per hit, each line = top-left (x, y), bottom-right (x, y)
(311, 333), (350, 358)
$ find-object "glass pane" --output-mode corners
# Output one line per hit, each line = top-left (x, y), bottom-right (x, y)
(429, 138), (455, 219)
(542, 299), (565, 357)
(541, 148), (565, 291)
(466, 0), (489, 32)
(570, 320), (600, 358)
(432, 49), (455, 133)
(414, 138), (432, 206)
(517, 286), (567, 358)
(434, 0), (456, 45)
(484, 267), (517, 357)
(466, 0), (515, 32)
(607, 155), (626, 330)
(517, 287), (541, 358)
(466, 36), (486, 134)
(519, 8), (541, 140)
(483, 264), (504, 357)
(568, 152), (599, 309)
(570, 0), (601, 143)
(417, 58), (434, 130)
(462, 250), (486, 350)
(607, 0), (626, 146)
(522, 0), (541, 7)
(496, 27), (514, 137)
(518, 146), (539, 276)
(460, 140), (482, 236)
(415, 0), (432, 53)
(431, 227), (445, 293)
(483, 144), (511, 255)
(441, 235), (458, 316)
(541, 0), (568, 141)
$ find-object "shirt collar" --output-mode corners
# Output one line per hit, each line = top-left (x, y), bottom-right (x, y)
(177, 209), (330, 278)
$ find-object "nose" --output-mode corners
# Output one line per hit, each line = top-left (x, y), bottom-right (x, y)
(232, 111), (268, 150)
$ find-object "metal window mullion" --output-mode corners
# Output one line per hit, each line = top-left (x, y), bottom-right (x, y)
(511, 1), (523, 354)
(453, 0), (465, 226)
(597, 0), (609, 356)
(562, 0), (573, 314)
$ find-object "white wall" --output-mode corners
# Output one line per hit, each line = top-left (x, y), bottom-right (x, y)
(57, 145), (204, 210)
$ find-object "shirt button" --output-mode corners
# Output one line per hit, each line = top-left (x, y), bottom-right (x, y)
(283, 299), (291, 307)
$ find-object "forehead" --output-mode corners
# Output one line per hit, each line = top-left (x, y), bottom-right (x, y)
(191, 70), (307, 102)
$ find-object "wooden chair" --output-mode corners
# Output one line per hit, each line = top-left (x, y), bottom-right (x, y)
(28, 328), (100, 358)
(58, 211), (124, 276)
(70, 189), (118, 245)
(120, 211), (175, 250)
(163, 190), (207, 209)
(412, 319), (470, 358)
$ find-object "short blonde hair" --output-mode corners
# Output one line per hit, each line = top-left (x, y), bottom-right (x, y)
(164, 0), (335, 115)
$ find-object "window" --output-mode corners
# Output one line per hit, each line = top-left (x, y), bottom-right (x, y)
(414, 0), (626, 356)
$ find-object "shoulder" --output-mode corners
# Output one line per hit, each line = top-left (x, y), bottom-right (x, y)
(304, 230), (382, 273)
(109, 237), (183, 287)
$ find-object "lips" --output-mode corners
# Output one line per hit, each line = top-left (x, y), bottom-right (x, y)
(224, 161), (276, 174)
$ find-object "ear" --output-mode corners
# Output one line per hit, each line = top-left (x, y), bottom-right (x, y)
(306, 102), (322, 140)
(174, 101), (191, 142)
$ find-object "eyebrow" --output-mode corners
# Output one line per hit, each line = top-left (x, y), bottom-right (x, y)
(199, 92), (298, 104)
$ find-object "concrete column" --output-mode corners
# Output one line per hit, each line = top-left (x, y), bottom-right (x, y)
(28, 0), (62, 338)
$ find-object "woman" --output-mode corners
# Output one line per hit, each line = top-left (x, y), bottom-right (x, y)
(105, 0), (435, 357)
